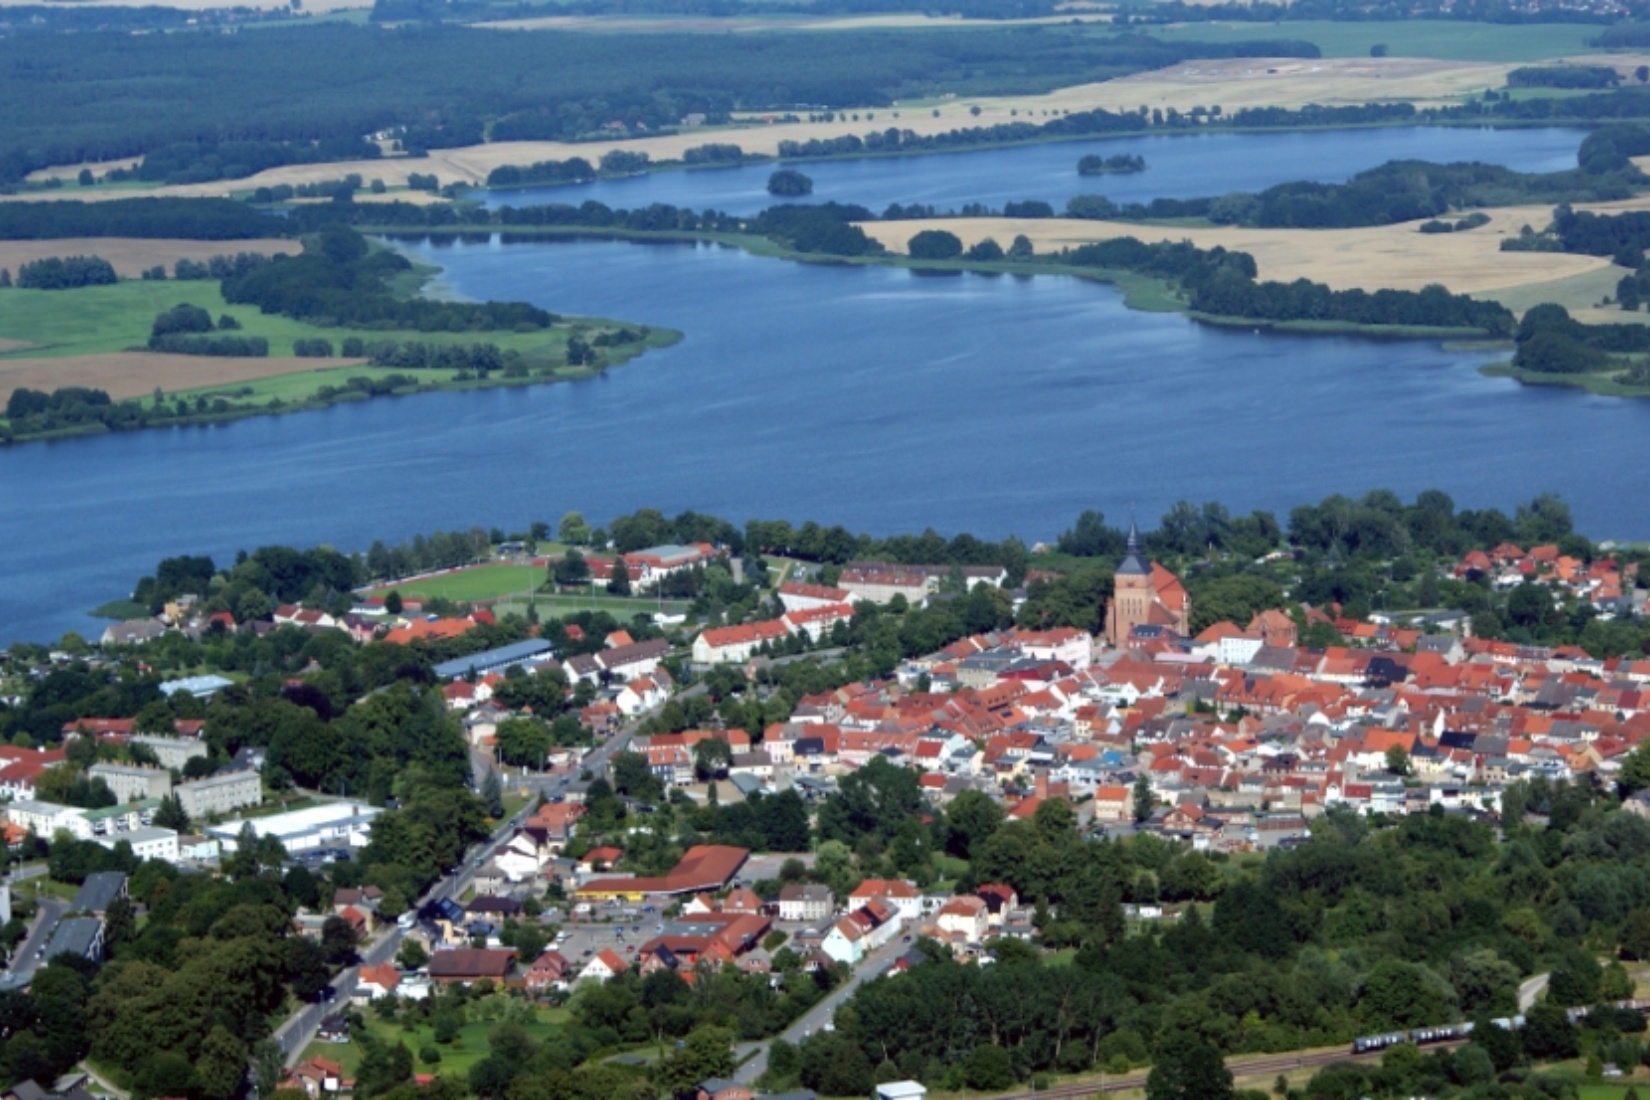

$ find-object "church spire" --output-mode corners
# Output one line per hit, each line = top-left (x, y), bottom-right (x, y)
(1117, 513), (1150, 576)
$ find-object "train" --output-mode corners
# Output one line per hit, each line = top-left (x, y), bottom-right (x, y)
(1350, 999), (1650, 1054)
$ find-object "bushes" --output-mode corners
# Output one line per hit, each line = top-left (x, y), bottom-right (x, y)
(17, 255), (116, 289)
(907, 229), (962, 260)
(485, 158), (596, 188)
(150, 303), (215, 338)
(147, 334), (269, 357)
(293, 339), (334, 358)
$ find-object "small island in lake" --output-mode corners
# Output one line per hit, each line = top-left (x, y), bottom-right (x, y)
(767, 168), (814, 196)
(1078, 153), (1146, 175)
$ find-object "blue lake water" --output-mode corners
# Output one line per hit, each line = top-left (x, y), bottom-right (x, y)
(479, 126), (1588, 216)
(3, 124), (1644, 646)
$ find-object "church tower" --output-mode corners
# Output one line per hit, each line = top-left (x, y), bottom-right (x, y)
(1106, 520), (1153, 647)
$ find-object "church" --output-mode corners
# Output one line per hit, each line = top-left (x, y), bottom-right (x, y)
(1104, 521), (1191, 647)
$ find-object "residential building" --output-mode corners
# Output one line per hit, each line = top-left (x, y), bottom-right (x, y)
(97, 826), (177, 862)
(427, 948), (517, 986)
(692, 620), (791, 665)
(130, 735), (208, 770)
(88, 763), (172, 803)
(176, 770), (261, 819)
(777, 883), (834, 923)
(934, 896), (989, 945)
(6, 800), (90, 841)
(579, 947), (629, 983)
(70, 872), (127, 917)
(45, 917), (104, 964)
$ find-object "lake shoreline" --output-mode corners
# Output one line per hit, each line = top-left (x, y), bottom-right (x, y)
(382, 223), (1521, 343)
(0, 321), (683, 446)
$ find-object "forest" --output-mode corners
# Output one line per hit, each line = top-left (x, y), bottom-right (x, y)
(0, 25), (1320, 186)
(0, 199), (277, 241)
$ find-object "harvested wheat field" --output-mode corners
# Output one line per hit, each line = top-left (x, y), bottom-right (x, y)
(0, 353), (363, 401)
(14, 57), (1510, 200)
(0, 238), (299, 279)
(861, 204), (1612, 302)
(0, 339), (32, 354)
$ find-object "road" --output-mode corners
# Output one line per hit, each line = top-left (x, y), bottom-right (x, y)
(0, 893), (66, 990)
(1519, 972), (1550, 1012)
(733, 934), (911, 1085)
(272, 696), (672, 1065)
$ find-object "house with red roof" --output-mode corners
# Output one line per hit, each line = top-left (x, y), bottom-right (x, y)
(692, 620), (792, 664)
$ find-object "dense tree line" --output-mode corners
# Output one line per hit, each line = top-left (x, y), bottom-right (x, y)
(1511, 303), (1649, 375)
(364, 340), (521, 376)
(14, 255), (116, 290)
(1508, 65), (1620, 89)
(221, 225), (553, 332)
(484, 157), (597, 188)
(146, 333), (269, 357)
(112, 137), (383, 187)
(0, 199), (276, 240)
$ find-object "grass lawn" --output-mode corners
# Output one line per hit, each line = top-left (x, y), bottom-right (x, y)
(0, 281), (582, 363)
(370, 564), (550, 605)
(489, 593), (692, 619)
(305, 1003), (571, 1078)
(1144, 20), (1603, 62)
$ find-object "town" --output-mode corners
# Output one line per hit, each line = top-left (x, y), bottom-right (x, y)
(2, 497), (1649, 1100)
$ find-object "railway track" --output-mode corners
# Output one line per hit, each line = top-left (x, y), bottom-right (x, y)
(979, 1040), (1469, 1100)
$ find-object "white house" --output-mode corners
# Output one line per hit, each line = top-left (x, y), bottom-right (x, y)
(848, 879), (922, 922)
(821, 900), (901, 966)
(935, 895), (990, 945)
(7, 799), (91, 840)
(777, 582), (853, 613)
(579, 947), (629, 983)
(1013, 628), (1094, 671)
(777, 883), (834, 923)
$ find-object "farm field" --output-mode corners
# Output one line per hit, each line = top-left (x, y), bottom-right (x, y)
(858, 205), (1616, 306)
(0, 237), (299, 279)
(0, 278), (665, 403)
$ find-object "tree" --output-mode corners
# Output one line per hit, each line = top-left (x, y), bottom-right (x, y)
(962, 1044), (1016, 1090)
(252, 1039), (288, 1097)
(1522, 1003), (1579, 1060)
(607, 559), (631, 596)
(946, 789), (1003, 859)
(195, 1026), (247, 1100)
(482, 770), (506, 819)
(1384, 744), (1410, 777)
(397, 937), (430, 971)
(321, 914), (359, 965)
(152, 793), (190, 832)
(1133, 773), (1155, 823)
(553, 550), (590, 588)
(692, 737), (732, 780)
(655, 1026), (736, 1097)
(1147, 1032), (1233, 1100)
(1620, 742), (1650, 796)
(908, 229), (963, 261)
(559, 511), (590, 545)
(384, 590), (403, 614)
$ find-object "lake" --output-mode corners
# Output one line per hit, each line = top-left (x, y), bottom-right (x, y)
(4, 124), (1643, 646)
(479, 126), (1589, 216)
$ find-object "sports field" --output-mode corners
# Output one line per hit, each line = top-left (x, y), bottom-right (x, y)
(368, 564), (549, 604)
